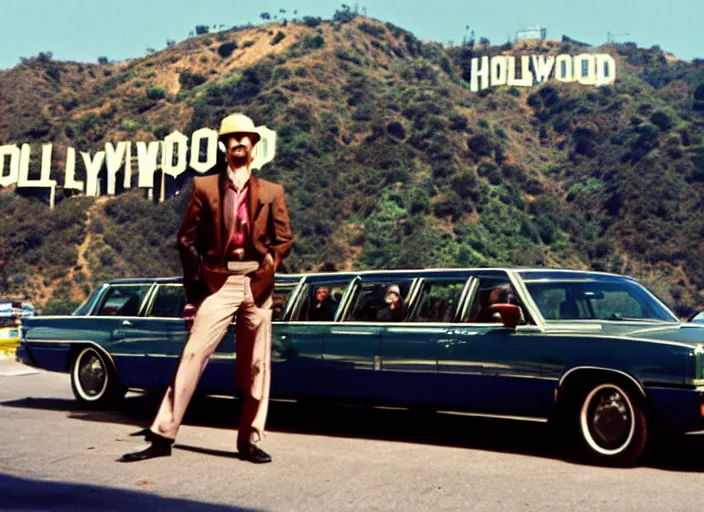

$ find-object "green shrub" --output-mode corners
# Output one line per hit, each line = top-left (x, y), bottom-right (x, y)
(303, 34), (325, 50)
(333, 5), (357, 23)
(358, 22), (385, 38)
(301, 16), (322, 28)
(146, 85), (166, 100)
(42, 299), (81, 316)
(448, 112), (468, 131)
(271, 31), (286, 45)
(217, 41), (238, 58)
(650, 110), (673, 131)
(179, 70), (207, 90)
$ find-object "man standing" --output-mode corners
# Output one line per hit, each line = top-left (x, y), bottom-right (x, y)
(119, 113), (294, 464)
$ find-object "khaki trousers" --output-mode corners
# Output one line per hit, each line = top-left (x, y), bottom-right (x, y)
(151, 275), (272, 447)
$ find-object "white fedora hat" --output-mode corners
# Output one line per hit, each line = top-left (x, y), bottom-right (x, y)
(218, 113), (263, 144)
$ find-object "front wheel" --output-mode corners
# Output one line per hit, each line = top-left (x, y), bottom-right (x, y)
(70, 347), (125, 408)
(576, 382), (648, 465)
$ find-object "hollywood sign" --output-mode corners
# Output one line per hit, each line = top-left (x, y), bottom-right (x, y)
(0, 127), (277, 208)
(468, 53), (616, 92)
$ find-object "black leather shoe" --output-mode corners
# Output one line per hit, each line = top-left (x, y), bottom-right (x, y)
(238, 443), (272, 464)
(117, 434), (173, 463)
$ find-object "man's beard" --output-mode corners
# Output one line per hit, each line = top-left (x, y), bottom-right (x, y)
(229, 147), (250, 167)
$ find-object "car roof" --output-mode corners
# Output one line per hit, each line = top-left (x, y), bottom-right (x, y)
(105, 267), (629, 286)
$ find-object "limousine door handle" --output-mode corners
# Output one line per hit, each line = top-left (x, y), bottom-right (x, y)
(122, 320), (133, 326)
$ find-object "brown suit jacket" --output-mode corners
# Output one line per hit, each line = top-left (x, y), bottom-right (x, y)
(177, 172), (294, 308)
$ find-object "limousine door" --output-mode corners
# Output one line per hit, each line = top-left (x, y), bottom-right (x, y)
(323, 324), (383, 400)
(99, 283), (173, 389)
(437, 273), (553, 418)
(322, 276), (410, 401)
(380, 276), (471, 406)
(271, 277), (352, 398)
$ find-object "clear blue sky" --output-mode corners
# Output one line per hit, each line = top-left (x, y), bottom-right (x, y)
(0, 0), (702, 70)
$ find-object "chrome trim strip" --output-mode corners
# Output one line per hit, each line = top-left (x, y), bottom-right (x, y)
(211, 353), (236, 360)
(436, 410), (549, 423)
(386, 327), (447, 334)
(329, 329), (376, 336)
(558, 366), (646, 397)
(495, 373), (559, 381)
(625, 324), (685, 336)
(110, 352), (234, 360)
(544, 323), (604, 332)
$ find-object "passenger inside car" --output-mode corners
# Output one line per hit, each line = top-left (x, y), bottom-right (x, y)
(376, 284), (406, 322)
(474, 283), (526, 324)
(306, 286), (337, 321)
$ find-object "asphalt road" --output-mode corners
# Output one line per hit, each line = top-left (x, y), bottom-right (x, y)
(1, 359), (703, 512)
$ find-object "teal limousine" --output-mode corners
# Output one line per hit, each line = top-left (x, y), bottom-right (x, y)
(17, 268), (704, 465)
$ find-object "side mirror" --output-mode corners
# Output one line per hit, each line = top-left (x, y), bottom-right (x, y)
(488, 303), (521, 331)
(183, 304), (197, 331)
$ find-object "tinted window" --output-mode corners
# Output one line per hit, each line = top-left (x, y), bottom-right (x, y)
(149, 285), (186, 318)
(96, 285), (151, 316)
(345, 280), (413, 322)
(290, 280), (351, 321)
(408, 279), (466, 322)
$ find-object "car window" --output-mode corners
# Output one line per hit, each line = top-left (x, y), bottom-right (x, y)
(95, 285), (151, 316)
(289, 280), (352, 321)
(344, 279), (414, 322)
(272, 283), (297, 321)
(525, 280), (672, 321)
(149, 285), (186, 318)
(466, 276), (526, 324)
(407, 279), (466, 322)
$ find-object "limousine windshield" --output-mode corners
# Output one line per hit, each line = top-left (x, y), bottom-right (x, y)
(522, 277), (677, 323)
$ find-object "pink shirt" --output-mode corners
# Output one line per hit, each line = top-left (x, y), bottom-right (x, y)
(227, 180), (250, 251)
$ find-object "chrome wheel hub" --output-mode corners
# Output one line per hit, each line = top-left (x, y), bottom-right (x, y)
(588, 388), (632, 450)
(78, 353), (106, 397)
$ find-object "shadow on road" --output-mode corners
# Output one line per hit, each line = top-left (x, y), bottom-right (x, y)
(2, 393), (703, 471)
(0, 472), (255, 511)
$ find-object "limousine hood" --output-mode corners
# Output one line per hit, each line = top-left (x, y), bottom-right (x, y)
(621, 323), (704, 347)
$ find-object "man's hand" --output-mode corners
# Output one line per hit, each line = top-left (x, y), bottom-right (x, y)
(264, 252), (274, 268)
(183, 303), (198, 330)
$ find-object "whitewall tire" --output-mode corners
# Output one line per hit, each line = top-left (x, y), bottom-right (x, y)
(70, 347), (125, 407)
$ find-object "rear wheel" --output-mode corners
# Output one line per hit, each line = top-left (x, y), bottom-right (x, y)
(575, 381), (648, 465)
(70, 347), (125, 408)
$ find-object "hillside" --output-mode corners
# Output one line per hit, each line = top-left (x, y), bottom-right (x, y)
(1, 12), (704, 316)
